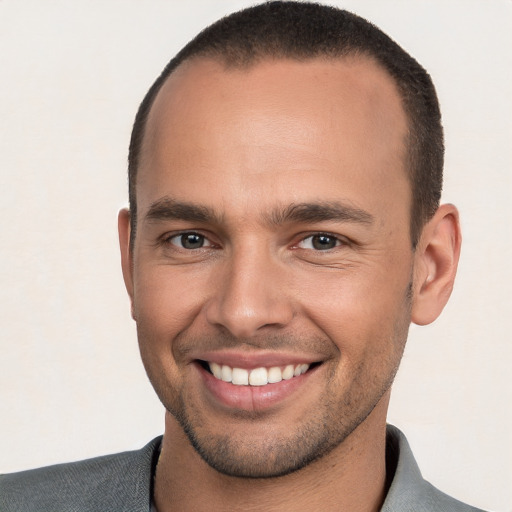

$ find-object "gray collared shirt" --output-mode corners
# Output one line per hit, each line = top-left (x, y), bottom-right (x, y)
(0, 425), (488, 511)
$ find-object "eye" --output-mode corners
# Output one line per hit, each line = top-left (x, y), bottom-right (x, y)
(298, 234), (342, 251)
(168, 232), (212, 250)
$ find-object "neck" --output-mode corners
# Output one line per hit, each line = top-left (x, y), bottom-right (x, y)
(154, 396), (390, 512)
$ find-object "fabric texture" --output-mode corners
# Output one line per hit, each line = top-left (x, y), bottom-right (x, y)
(0, 437), (160, 512)
(0, 426), (487, 512)
(381, 425), (486, 512)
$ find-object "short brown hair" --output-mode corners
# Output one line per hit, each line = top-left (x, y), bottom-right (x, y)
(128, 1), (443, 248)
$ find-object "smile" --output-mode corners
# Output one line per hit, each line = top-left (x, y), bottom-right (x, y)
(206, 362), (311, 386)
(196, 357), (322, 411)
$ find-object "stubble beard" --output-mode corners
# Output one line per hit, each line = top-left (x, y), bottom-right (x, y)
(172, 376), (390, 479)
(148, 339), (408, 479)
(140, 286), (412, 479)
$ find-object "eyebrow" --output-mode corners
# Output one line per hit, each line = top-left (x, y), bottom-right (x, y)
(266, 201), (374, 226)
(145, 197), (223, 224)
(144, 196), (373, 227)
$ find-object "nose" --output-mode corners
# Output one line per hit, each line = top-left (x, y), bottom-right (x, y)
(204, 245), (294, 338)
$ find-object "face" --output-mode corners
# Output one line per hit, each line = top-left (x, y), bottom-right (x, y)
(124, 57), (414, 478)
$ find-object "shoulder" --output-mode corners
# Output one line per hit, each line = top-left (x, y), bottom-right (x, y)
(0, 436), (161, 512)
(383, 425), (487, 512)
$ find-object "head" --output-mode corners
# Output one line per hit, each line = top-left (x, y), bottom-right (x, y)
(119, 1), (460, 479)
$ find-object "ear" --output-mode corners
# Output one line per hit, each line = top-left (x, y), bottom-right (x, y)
(118, 208), (136, 319)
(411, 204), (462, 326)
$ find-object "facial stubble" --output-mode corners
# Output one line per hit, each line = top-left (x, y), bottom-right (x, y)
(138, 281), (412, 479)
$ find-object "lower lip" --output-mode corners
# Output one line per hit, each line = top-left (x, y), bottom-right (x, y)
(196, 363), (318, 412)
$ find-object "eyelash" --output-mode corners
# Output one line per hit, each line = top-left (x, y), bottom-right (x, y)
(161, 231), (347, 252)
(295, 233), (345, 251)
(163, 232), (215, 250)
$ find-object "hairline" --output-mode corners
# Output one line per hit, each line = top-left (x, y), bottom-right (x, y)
(129, 52), (421, 251)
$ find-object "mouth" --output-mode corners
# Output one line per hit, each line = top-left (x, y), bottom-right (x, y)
(192, 352), (324, 411)
(198, 360), (317, 386)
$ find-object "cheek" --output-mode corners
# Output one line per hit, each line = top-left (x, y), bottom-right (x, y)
(295, 258), (412, 358)
(132, 268), (199, 400)
(132, 265), (207, 335)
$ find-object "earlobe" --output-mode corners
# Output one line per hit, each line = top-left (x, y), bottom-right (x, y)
(118, 208), (136, 319)
(411, 204), (462, 326)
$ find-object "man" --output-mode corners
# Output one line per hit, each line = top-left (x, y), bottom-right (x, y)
(0, 2), (487, 511)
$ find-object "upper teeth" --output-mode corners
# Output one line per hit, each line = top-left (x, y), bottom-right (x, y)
(208, 362), (310, 386)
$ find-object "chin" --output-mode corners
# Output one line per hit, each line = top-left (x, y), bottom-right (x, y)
(169, 389), (380, 479)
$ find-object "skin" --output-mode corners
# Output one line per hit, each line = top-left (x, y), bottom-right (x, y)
(119, 57), (461, 511)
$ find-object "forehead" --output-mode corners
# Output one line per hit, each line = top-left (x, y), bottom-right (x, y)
(137, 56), (409, 221)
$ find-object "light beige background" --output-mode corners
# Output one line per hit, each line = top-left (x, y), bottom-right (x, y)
(0, 1), (510, 510)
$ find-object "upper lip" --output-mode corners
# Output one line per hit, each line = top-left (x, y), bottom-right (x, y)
(192, 350), (324, 369)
